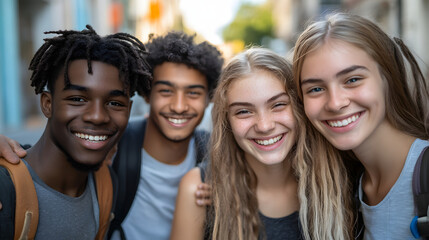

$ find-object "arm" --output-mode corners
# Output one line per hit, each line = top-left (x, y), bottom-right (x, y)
(0, 135), (27, 164)
(170, 167), (207, 240)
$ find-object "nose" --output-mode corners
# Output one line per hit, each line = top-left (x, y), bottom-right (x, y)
(325, 88), (350, 112)
(170, 92), (189, 114)
(82, 101), (110, 125)
(255, 112), (275, 133)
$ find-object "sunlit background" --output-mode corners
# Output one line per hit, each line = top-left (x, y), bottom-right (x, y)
(1, 0), (428, 143)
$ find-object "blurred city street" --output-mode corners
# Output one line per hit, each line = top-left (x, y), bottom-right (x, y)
(1, 0), (428, 136)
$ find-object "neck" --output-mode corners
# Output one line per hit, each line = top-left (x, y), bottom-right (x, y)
(354, 121), (416, 205)
(247, 156), (299, 218)
(25, 131), (89, 197)
(143, 118), (192, 165)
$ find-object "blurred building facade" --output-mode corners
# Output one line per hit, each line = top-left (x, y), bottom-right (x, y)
(273, 0), (429, 73)
(1, 0), (428, 134)
(0, 0), (184, 133)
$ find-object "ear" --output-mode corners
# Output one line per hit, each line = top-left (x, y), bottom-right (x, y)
(143, 94), (150, 103)
(40, 92), (53, 118)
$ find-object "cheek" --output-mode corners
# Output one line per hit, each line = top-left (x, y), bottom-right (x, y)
(112, 112), (130, 129)
(191, 99), (208, 114)
(150, 96), (167, 111)
(280, 108), (297, 127)
(53, 105), (78, 121)
(229, 118), (248, 140)
(303, 99), (320, 119)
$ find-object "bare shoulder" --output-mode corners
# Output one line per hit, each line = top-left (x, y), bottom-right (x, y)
(179, 167), (202, 193)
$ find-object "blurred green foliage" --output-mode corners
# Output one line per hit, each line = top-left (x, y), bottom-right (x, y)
(222, 3), (274, 47)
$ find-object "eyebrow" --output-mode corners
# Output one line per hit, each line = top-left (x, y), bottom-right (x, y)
(63, 84), (127, 97)
(335, 65), (368, 78)
(63, 84), (87, 92)
(301, 65), (368, 86)
(153, 80), (206, 90)
(228, 92), (288, 108)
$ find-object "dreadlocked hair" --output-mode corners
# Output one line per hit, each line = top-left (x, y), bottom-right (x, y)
(29, 25), (152, 97)
(145, 31), (224, 98)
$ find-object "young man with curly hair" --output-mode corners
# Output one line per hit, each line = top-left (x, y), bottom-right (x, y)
(107, 32), (223, 240)
(0, 31), (223, 240)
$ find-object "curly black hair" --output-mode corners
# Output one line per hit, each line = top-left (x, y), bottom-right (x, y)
(145, 31), (224, 98)
(29, 25), (152, 97)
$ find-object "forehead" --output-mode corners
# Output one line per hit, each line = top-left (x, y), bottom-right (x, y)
(301, 39), (375, 78)
(55, 59), (124, 91)
(152, 62), (207, 89)
(227, 70), (286, 102)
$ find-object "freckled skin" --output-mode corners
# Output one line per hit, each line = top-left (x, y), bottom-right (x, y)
(228, 70), (296, 166)
(300, 40), (387, 151)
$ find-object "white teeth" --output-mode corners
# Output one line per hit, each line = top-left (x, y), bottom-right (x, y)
(75, 133), (108, 141)
(168, 118), (188, 124)
(327, 114), (360, 127)
(255, 135), (283, 146)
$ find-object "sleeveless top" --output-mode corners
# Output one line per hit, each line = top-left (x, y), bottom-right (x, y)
(199, 162), (303, 239)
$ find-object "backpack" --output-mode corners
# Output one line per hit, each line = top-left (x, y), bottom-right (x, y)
(353, 146), (429, 239)
(0, 159), (116, 240)
(410, 146), (429, 239)
(107, 119), (210, 239)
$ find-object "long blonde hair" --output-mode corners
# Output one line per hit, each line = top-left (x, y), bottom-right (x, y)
(293, 12), (429, 140)
(209, 47), (354, 239)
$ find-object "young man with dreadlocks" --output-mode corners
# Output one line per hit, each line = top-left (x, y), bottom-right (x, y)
(0, 25), (151, 239)
(0, 31), (224, 240)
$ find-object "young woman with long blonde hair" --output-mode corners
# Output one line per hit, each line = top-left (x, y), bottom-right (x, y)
(171, 47), (356, 240)
(293, 12), (429, 239)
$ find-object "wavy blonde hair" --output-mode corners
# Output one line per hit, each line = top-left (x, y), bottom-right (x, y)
(209, 47), (354, 239)
(292, 12), (429, 239)
(293, 12), (429, 140)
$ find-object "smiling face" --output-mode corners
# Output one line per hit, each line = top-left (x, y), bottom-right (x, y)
(227, 69), (296, 166)
(147, 62), (208, 142)
(300, 39), (388, 151)
(44, 60), (131, 170)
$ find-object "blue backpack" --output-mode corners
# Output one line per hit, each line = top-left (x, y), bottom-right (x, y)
(410, 146), (429, 239)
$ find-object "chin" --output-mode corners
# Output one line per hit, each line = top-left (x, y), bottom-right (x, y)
(330, 140), (359, 151)
(66, 157), (104, 172)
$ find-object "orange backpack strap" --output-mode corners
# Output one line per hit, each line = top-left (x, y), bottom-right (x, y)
(94, 162), (114, 240)
(0, 158), (39, 240)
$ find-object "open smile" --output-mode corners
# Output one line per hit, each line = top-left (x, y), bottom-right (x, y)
(167, 118), (190, 124)
(326, 113), (361, 128)
(74, 132), (110, 142)
(254, 134), (283, 146)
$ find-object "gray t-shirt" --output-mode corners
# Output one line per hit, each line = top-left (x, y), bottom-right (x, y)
(24, 160), (99, 240)
(359, 138), (429, 240)
(112, 137), (196, 240)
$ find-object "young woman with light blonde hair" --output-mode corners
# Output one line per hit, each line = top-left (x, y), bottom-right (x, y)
(293, 12), (429, 239)
(171, 47), (357, 240)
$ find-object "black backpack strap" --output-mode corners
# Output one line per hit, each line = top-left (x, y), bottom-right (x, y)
(107, 119), (147, 240)
(411, 146), (429, 239)
(194, 130), (210, 165)
(0, 166), (15, 239)
(197, 160), (209, 183)
(109, 166), (118, 221)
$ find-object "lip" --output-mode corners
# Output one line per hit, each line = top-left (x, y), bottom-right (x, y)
(251, 133), (286, 151)
(323, 111), (363, 133)
(72, 130), (115, 150)
(162, 114), (195, 128)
